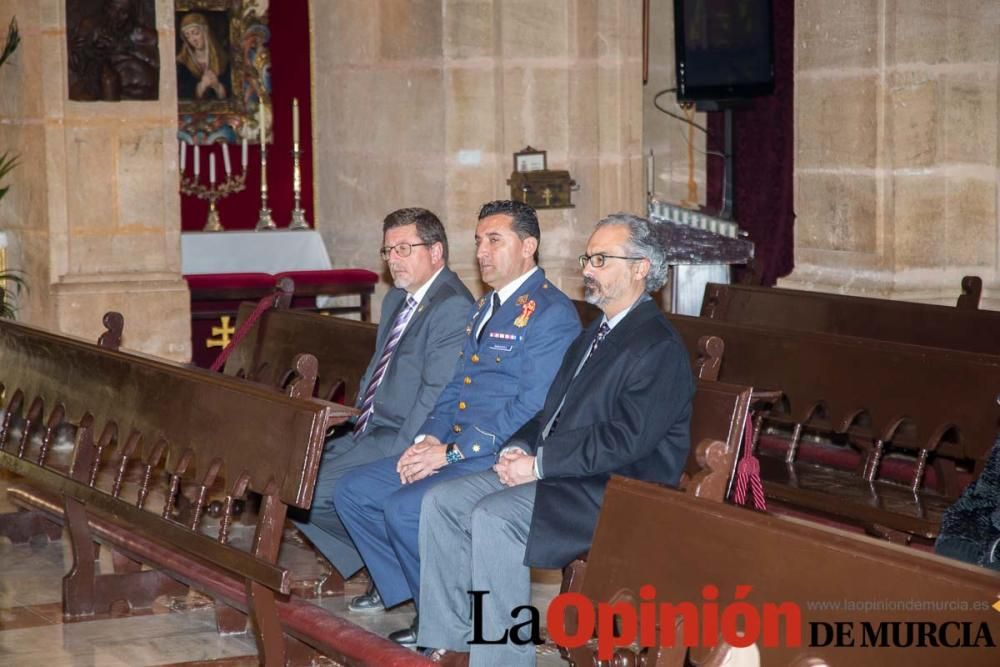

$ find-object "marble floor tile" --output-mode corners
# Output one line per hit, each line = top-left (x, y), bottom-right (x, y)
(0, 477), (571, 666)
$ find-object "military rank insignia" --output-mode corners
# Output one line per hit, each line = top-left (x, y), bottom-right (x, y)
(513, 299), (536, 327)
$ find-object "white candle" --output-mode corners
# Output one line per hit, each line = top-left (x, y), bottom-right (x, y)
(292, 98), (300, 147)
(259, 103), (267, 190)
(209, 153), (216, 184)
(193, 143), (200, 178)
(179, 141), (186, 173)
(241, 138), (248, 169)
(221, 142), (231, 176)
(259, 102), (266, 144)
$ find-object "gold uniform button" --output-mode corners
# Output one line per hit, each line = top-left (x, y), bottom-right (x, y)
(464, 376), (472, 385)
(453, 424), (462, 433)
(459, 401), (467, 410)
(495, 356), (501, 364)
(472, 444), (481, 453)
(471, 354), (480, 363)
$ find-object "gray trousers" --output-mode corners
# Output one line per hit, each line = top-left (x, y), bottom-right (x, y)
(292, 427), (399, 577)
(417, 470), (537, 667)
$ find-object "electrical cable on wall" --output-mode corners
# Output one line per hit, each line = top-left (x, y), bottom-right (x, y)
(650, 87), (728, 216)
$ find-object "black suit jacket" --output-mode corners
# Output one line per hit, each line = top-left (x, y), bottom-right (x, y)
(511, 299), (695, 568)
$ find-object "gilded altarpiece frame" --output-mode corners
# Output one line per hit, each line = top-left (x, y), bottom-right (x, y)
(175, 0), (271, 144)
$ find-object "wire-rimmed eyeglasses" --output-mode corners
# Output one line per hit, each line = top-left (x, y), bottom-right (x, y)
(578, 253), (645, 269)
(380, 242), (429, 260)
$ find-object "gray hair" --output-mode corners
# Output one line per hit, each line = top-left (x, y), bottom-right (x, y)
(595, 212), (669, 292)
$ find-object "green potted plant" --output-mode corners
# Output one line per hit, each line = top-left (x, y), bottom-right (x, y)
(0, 16), (24, 318)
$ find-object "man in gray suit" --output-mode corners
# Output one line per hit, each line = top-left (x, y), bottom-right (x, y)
(293, 207), (473, 592)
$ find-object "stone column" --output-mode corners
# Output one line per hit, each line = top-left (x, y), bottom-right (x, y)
(782, 0), (1000, 308)
(0, 0), (190, 359)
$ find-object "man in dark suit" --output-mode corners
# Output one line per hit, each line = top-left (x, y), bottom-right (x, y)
(416, 213), (696, 666)
(334, 201), (581, 643)
(293, 207), (473, 584)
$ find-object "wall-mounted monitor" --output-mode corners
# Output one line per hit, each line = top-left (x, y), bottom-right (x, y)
(674, 0), (775, 103)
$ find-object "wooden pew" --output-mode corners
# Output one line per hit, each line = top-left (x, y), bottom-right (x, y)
(0, 318), (429, 666)
(224, 298), (378, 405)
(700, 278), (1000, 355)
(562, 476), (1000, 667)
(667, 314), (1000, 543)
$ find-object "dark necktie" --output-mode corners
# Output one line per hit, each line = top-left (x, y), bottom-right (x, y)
(476, 292), (503, 343)
(354, 296), (417, 434)
(543, 322), (611, 438)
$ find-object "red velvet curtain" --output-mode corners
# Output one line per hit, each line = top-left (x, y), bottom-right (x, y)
(180, 3), (314, 232)
(706, 0), (794, 286)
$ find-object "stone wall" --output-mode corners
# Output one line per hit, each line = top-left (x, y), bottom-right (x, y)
(311, 0), (645, 318)
(783, 0), (1000, 308)
(0, 0), (189, 359)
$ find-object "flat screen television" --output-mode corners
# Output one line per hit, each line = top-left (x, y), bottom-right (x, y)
(674, 0), (775, 103)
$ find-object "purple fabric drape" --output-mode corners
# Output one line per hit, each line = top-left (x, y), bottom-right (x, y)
(706, 0), (794, 286)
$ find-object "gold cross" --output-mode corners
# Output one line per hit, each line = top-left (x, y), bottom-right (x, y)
(206, 316), (236, 348)
(542, 187), (553, 206)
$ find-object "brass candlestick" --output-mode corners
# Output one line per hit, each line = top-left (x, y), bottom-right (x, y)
(288, 144), (309, 230)
(179, 162), (246, 232)
(256, 137), (276, 231)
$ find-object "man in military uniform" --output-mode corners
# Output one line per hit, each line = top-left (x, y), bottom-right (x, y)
(335, 200), (581, 645)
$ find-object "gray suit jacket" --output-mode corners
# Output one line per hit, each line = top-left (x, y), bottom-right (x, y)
(354, 267), (474, 457)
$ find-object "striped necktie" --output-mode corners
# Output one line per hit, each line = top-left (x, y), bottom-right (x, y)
(354, 296), (418, 434)
(542, 322), (610, 438)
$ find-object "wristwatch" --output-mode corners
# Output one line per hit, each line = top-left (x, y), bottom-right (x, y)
(445, 442), (463, 465)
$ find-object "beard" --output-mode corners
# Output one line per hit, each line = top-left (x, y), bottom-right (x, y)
(583, 277), (606, 306)
(389, 267), (410, 290)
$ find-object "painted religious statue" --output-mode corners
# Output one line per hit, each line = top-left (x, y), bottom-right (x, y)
(67, 0), (159, 101)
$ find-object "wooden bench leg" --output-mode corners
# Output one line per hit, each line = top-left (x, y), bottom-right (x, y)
(247, 581), (286, 667)
(111, 549), (142, 574)
(63, 499), (101, 617)
(319, 569), (346, 596)
(63, 500), (187, 617)
(246, 493), (289, 667)
(215, 601), (249, 635)
(0, 510), (63, 543)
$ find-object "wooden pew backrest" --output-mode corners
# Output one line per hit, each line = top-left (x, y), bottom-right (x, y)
(572, 477), (1000, 667)
(0, 318), (345, 510)
(702, 281), (1000, 355)
(668, 314), (1000, 467)
(225, 302), (378, 405)
(682, 380), (753, 501)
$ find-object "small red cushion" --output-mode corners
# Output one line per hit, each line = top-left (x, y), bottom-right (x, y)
(274, 269), (378, 286)
(184, 273), (276, 289)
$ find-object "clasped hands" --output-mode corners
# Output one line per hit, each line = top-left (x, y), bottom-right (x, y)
(397, 435), (447, 484)
(494, 448), (536, 487)
(396, 436), (537, 487)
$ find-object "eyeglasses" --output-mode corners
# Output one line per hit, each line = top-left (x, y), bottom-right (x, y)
(578, 253), (645, 269)
(380, 242), (429, 260)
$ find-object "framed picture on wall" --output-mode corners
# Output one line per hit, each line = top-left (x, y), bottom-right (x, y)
(513, 146), (547, 173)
(175, 0), (271, 145)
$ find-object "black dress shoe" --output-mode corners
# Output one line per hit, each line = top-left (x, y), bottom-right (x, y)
(389, 614), (418, 646)
(348, 584), (384, 613)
